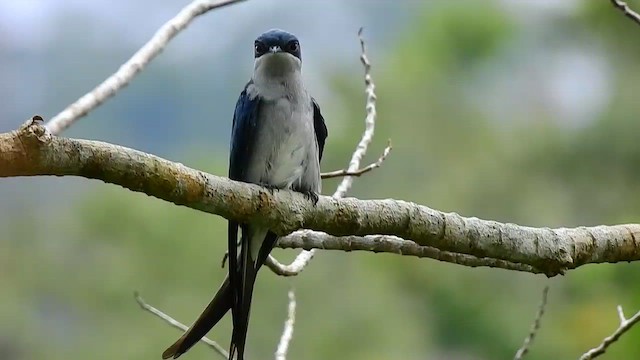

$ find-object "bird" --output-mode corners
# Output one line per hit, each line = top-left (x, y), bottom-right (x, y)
(162, 29), (328, 360)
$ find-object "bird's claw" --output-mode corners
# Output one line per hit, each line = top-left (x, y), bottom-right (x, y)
(258, 182), (279, 195)
(302, 190), (319, 205)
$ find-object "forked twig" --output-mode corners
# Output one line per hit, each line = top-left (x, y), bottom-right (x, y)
(321, 141), (392, 179)
(579, 305), (640, 359)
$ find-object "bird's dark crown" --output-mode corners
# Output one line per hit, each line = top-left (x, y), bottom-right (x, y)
(254, 29), (301, 60)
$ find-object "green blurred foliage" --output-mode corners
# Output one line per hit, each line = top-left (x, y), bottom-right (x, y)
(4, 1), (640, 359)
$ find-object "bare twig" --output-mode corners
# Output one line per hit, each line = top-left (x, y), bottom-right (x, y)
(45, 0), (246, 135)
(514, 286), (550, 360)
(611, 0), (640, 26)
(321, 141), (392, 179)
(266, 26), (379, 276)
(221, 251), (230, 268)
(333, 26), (378, 198)
(275, 290), (297, 360)
(579, 305), (640, 359)
(134, 291), (229, 359)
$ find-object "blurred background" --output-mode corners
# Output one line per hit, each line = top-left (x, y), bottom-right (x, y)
(2, 0), (640, 359)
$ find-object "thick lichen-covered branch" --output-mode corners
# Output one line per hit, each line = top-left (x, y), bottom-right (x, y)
(2, 118), (640, 277)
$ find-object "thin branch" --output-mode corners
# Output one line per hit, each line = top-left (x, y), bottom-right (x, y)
(333, 26), (378, 198)
(3, 119), (640, 276)
(265, 26), (379, 276)
(275, 290), (297, 360)
(221, 251), (230, 268)
(134, 291), (229, 359)
(320, 141), (392, 179)
(579, 305), (640, 359)
(44, 0), (246, 135)
(611, 0), (640, 26)
(276, 231), (542, 275)
(513, 286), (550, 360)
(248, 200), (534, 278)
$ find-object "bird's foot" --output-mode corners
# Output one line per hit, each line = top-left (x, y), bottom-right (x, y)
(258, 182), (279, 195)
(301, 190), (319, 205)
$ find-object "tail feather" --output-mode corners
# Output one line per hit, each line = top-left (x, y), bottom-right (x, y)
(228, 221), (240, 318)
(229, 227), (260, 360)
(163, 226), (279, 360)
(229, 229), (278, 360)
(229, 264), (257, 360)
(161, 277), (233, 359)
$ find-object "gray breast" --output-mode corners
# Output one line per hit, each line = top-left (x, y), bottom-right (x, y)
(246, 94), (319, 192)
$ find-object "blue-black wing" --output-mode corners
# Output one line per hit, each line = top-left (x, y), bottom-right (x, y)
(312, 98), (328, 162)
(229, 81), (261, 182)
(228, 81), (261, 296)
(227, 83), (263, 360)
(160, 83), (262, 360)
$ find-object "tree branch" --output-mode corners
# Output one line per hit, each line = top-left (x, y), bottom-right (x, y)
(3, 118), (640, 276)
(333, 26), (378, 199)
(44, 0), (246, 135)
(611, 0), (640, 26)
(320, 141), (392, 179)
(277, 231), (541, 274)
(513, 286), (549, 359)
(275, 290), (297, 360)
(579, 305), (640, 359)
(134, 291), (229, 359)
(16, 2), (640, 358)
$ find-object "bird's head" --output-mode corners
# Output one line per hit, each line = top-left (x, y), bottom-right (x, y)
(253, 29), (302, 77)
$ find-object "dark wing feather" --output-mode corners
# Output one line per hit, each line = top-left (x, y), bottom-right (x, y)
(162, 84), (262, 359)
(312, 98), (328, 162)
(162, 83), (268, 360)
(229, 81), (261, 182)
(228, 82), (261, 334)
(229, 229), (278, 360)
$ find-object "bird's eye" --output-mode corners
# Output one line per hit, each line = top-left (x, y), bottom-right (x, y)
(287, 41), (299, 53)
(254, 42), (267, 54)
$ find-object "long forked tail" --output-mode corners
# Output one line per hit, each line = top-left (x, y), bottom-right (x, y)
(229, 229), (278, 360)
(229, 262), (258, 360)
(162, 277), (233, 359)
